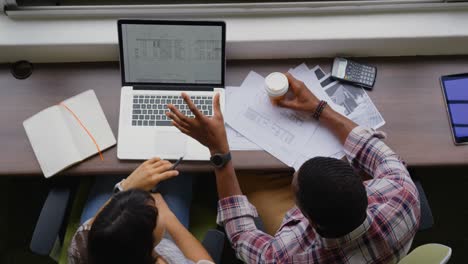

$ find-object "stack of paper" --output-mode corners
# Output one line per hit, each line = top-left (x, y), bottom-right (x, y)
(225, 63), (385, 170)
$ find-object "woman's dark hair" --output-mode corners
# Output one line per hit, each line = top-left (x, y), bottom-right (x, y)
(88, 189), (158, 264)
(296, 157), (368, 238)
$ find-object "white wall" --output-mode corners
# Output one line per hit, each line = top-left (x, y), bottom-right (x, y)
(1, 8), (468, 62)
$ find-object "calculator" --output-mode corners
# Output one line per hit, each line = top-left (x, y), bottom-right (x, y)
(331, 57), (376, 89)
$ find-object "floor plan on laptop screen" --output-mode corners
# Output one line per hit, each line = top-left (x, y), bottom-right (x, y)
(121, 24), (223, 84)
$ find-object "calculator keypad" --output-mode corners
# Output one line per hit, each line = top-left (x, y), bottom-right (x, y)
(344, 61), (376, 87)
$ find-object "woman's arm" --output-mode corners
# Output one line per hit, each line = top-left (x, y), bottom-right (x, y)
(153, 193), (214, 262)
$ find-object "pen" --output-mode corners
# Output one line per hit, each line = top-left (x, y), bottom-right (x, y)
(170, 156), (184, 170)
(151, 156), (183, 193)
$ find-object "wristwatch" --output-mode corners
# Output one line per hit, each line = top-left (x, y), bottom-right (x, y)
(113, 180), (124, 194)
(210, 152), (232, 168)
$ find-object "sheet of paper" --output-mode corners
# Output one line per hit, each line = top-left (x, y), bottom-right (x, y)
(226, 63), (385, 170)
(292, 67), (386, 170)
(225, 86), (262, 151)
(288, 64), (345, 170)
(226, 124), (262, 151)
(23, 106), (82, 178)
(319, 74), (386, 129)
(226, 71), (321, 166)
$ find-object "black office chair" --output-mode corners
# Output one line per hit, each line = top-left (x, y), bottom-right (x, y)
(413, 176), (434, 231)
(30, 177), (93, 262)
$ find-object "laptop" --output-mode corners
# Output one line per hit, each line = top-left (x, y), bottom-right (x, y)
(117, 19), (226, 160)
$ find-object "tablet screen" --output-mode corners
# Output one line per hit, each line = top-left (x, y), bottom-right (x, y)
(441, 75), (468, 143)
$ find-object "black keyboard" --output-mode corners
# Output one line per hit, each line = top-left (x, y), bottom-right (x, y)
(131, 94), (213, 126)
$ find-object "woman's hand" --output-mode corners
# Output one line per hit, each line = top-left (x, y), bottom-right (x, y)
(121, 158), (178, 191)
(166, 93), (229, 155)
(277, 72), (320, 113)
(151, 193), (174, 219)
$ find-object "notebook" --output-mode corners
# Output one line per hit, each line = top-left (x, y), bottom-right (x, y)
(23, 90), (116, 178)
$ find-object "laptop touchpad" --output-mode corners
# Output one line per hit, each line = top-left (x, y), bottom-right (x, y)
(154, 131), (187, 159)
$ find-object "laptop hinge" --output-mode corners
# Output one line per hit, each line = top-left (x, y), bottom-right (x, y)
(133, 85), (215, 91)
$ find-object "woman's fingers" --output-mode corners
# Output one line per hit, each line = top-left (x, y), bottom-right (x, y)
(145, 157), (161, 164)
(151, 162), (173, 174)
(152, 170), (179, 183)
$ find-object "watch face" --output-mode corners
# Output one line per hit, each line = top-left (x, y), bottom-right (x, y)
(211, 155), (223, 166)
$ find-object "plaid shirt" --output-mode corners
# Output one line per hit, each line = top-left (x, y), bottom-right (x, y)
(217, 126), (420, 264)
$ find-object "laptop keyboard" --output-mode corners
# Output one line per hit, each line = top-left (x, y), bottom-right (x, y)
(132, 95), (213, 126)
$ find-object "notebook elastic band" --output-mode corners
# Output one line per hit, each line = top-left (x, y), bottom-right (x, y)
(59, 102), (104, 161)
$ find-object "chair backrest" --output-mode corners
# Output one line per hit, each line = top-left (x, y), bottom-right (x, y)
(413, 178), (434, 231)
(398, 244), (452, 264)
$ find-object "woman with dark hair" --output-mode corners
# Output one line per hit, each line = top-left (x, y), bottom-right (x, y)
(68, 158), (214, 264)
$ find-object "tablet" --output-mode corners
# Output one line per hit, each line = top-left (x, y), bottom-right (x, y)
(440, 73), (468, 145)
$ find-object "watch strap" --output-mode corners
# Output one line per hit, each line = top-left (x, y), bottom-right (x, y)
(211, 152), (231, 168)
(113, 180), (124, 194)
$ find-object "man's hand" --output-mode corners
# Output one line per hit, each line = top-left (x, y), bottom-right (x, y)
(121, 158), (178, 191)
(277, 72), (320, 113)
(166, 93), (229, 155)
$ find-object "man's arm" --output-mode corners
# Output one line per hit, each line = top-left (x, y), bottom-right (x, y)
(278, 72), (358, 143)
(167, 93), (294, 263)
(278, 73), (408, 178)
(167, 93), (242, 199)
(278, 73), (420, 229)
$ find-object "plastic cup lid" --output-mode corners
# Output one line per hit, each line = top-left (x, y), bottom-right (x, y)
(265, 72), (288, 97)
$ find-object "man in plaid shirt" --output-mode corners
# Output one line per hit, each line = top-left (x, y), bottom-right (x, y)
(168, 73), (420, 263)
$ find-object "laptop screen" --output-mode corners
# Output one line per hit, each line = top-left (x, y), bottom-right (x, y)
(119, 20), (225, 87)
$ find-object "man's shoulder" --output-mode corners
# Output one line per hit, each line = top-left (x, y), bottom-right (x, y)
(278, 206), (317, 243)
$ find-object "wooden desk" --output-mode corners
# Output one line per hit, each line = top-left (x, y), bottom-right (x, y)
(1, 56), (468, 177)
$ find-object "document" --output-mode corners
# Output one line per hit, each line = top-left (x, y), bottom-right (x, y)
(226, 124), (261, 151)
(225, 86), (261, 151)
(288, 64), (345, 170)
(225, 63), (385, 170)
(226, 71), (321, 166)
(319, 74), (385, 129)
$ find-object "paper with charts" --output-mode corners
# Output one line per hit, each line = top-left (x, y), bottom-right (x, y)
(226, 63), (385, 170)
(226, 65), (334, 167)
(318, 73), (386, 129)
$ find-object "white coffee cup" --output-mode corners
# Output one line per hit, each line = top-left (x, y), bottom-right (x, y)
(265, 72), (289, 102)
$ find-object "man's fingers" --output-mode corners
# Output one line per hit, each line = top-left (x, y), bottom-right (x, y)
(166, 111), (190, 128)
(213, 93), (222, 117)
(153, 170), (179, 183)
(173, 121), (190, 134)
(284, 72), (302, 93)
(285, 72), (299, 84)
(277, 98), (299, 109)
(167, 104), (190, 123)
(181, 93), (203, 119)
